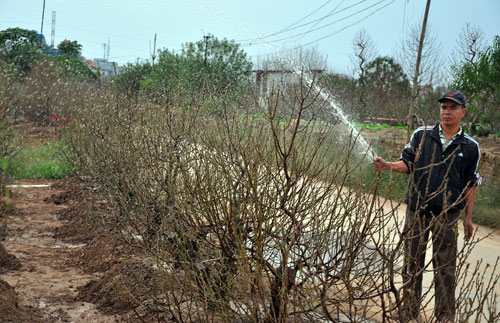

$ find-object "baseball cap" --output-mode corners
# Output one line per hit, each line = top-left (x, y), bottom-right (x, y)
(438, 90), (466, 107)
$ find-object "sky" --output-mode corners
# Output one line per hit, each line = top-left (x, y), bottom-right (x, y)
(1, 0), (499, 75)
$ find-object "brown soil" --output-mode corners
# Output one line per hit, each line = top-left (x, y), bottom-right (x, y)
(0, 179), (122, 322)
(0, 243), (21, 273)
(16, 118), (58, 146)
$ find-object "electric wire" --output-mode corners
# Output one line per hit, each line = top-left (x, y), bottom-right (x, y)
(241, 0), (389, 47)
(236, 0), (370, 43)
(249, 0), (395, 58)
(290, 0), (346, 44)
(235, 0), (333, 43)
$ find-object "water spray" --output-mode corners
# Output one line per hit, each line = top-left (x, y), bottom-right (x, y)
(276, 55), (378, 161)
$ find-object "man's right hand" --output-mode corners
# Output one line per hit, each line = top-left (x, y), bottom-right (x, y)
(372, 156), (388, 171)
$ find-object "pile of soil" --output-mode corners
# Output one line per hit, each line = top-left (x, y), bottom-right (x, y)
(0, 243), (21, 273)
(0, 279), (25, 323)
(0, 178), (121, 322)
(49, 177), (165, 321)
(0, 244), (32, 323)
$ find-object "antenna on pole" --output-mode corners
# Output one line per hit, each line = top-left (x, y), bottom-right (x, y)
(152, 33), (157, 67)
(107, 37), (110, 60)
(40, 0), (46, 34)
(51, 11), (56, 47)
(103, 43), (107, 60)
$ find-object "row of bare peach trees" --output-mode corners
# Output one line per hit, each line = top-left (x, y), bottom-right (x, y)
(55, 73), (500, 322)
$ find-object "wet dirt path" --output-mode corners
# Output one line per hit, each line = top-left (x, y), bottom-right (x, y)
(0, 180), (119, 323)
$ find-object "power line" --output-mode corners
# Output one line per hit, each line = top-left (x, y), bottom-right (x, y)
(241, 0), (389, 47)
(292, 0), (346, 44)
(238, 0), (333, 42)
(249, 0), (395, 59)
(236, 0), (370, 43)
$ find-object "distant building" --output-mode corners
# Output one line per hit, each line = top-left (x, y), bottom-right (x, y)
(94, 58), (120, 76)
(33, 33), (47, 47)
(251, 69), (324, 98)
(81, 57), (99, 72)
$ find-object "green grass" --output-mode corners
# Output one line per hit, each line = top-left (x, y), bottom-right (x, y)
(473, 182), (500, 229)
(7, 141), (73, 179)
(353, 122), (408, 131)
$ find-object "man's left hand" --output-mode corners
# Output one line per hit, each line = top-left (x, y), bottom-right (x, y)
(464, 218), (474, 240)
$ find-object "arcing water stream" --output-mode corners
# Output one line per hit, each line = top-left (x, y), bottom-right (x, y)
(298, 67), (377, 160)
(274, 55), (377, 160)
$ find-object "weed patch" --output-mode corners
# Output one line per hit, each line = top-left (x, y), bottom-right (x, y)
(8, 141), (73, 179)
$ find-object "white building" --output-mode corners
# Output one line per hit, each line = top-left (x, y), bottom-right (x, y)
(94, 58), (120, 77)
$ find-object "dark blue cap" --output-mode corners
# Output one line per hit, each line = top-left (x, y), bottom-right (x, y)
(438, 90), (466, 107)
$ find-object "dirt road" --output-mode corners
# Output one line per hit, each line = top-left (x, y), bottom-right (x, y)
(0, 180), (119, 323)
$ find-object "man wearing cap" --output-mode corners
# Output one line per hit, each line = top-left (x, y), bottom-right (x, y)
(372, 90), (481, 322)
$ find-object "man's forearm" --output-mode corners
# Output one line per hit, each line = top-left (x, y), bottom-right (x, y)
(373, 157), (409, 173)
(385, 160), (409, 173)
(465, 186), (477, 219)
(463, 186), (477, 240)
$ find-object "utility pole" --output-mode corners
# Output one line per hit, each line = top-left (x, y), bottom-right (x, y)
(203, 35), (210, 99)
(103, 43), (107, 60)
(407, 0), (431, 142)
(203, 35), (210, 70)
(40, 0), (46, 35)
(152, 33), (157, 68)
(51, 11), (56, 47)
(107, 37), (110, 60)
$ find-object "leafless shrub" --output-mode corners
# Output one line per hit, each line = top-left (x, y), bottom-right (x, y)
(60, 74), (499, 322)
(0, 62), (19, 197)
(1, 58), (95, 125)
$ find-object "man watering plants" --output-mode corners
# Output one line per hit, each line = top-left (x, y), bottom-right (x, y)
(372, 90), (481, 322)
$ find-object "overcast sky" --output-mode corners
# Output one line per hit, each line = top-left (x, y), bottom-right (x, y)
(1, 0), (499, 75)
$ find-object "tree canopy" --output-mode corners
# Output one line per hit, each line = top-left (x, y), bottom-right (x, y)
(57, 40), (83, 58)
(452, 35), (500, 135)
(120, 34), (252, 102)
(364, 56), (411, 118)
(0, 27), (97, 80)
(0, 27), (38, 44)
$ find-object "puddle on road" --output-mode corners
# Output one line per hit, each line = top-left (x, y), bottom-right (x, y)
(40, 241), (86, 249)
(7, 184), (52, 188)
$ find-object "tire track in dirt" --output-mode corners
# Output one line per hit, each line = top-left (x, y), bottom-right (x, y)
(0, 180), (119, 323)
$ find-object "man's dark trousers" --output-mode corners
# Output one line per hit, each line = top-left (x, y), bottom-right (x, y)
(402, 209), (459, 320)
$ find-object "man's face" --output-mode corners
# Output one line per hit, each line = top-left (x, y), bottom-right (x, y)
(440, 100), (466, 128)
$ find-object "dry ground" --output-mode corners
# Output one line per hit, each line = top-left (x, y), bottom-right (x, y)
(0, 179), (122, 322)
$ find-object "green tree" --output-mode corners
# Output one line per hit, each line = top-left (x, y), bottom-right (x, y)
(452, 35), (500, 135)
(57, 40), (82, 58)
(55, 57), (97, 80)
(0, 27), (44, 73)
(364, 56), (411, 119)
(184, 34), (252, 96)
(0, 27), (37, 44)
(112, 62), (153, 98)
(320, 72), (358, 120)
(54, 40), (96, 80)
(143, 35), (252, 102)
